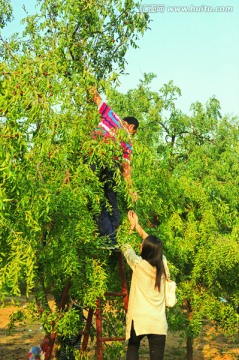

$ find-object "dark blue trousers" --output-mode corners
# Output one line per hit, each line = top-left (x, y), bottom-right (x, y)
(96, 168), (120, 244)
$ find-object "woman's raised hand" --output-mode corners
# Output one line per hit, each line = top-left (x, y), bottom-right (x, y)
(128, 210), (139, 233)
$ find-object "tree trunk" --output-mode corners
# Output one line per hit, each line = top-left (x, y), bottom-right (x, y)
(186, 299), (194, 360)
(40, 282), (71, 360)
(186, 335), (194, 360)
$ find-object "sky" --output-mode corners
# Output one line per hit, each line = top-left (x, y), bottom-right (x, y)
(3, 0), (239, 117)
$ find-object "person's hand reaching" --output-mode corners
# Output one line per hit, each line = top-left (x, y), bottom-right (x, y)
(128, 210), (139, 234)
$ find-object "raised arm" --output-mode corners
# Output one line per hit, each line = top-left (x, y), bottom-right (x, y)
(128, 210), (148, 239)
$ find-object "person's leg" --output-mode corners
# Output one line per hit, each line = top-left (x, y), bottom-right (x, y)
(96, 206), (113, 238)
(101, 168), (120, 244)
(126, 322), (144, 360)
(105, 183), (120, 232)
(91, 167), (114, 243)
(147, 334), (166, 360)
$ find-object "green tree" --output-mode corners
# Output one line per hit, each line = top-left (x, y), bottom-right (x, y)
(0, 0), (149, 358)
(107, 75), (239, 359)
(1, 1), (238, 359)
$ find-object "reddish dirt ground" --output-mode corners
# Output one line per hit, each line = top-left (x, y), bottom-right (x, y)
(0, 298), (238, 360)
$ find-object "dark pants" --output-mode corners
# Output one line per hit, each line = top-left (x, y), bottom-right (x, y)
(126, 322), (166, 360)
(95, 167), (120, 244)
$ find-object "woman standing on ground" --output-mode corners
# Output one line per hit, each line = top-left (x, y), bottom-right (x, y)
(121, 210), (171, 360)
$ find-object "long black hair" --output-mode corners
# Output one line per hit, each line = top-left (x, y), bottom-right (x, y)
(141, 235), (165, 291)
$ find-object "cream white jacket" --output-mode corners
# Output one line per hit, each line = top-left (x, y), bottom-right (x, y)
(121, 244), (169, 340)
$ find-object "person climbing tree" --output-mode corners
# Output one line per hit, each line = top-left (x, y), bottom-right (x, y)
(91, 87), (139, 245)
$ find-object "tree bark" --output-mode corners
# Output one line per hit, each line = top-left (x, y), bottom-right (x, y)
(186, 335), (194, 360)
(186, 299), (194, 360)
